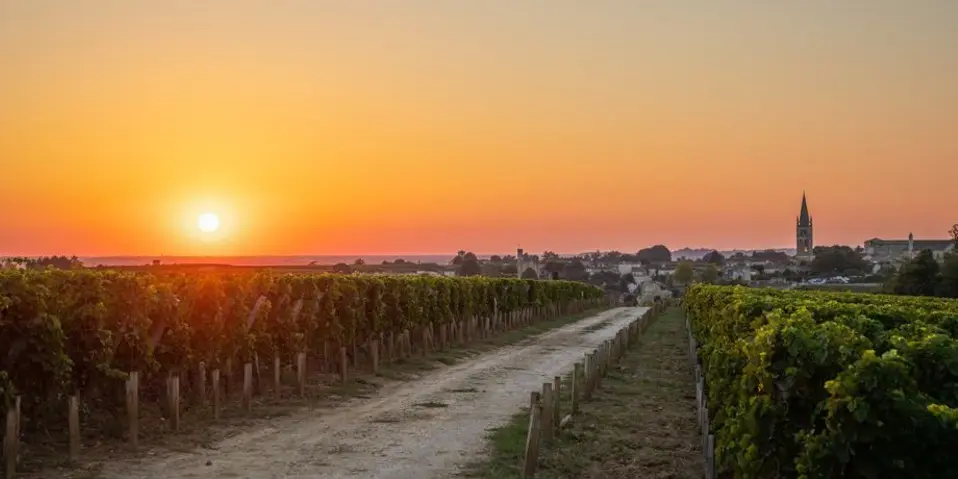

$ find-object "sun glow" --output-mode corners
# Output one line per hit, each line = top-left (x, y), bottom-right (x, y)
(197, 213), (221, 233)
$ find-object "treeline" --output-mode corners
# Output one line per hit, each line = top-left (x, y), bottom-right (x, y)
(887, 250), (958, 298)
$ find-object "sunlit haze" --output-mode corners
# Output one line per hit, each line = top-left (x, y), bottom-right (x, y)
(2, 1), (956, 257)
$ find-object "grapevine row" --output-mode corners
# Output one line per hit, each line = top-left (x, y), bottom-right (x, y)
(685, 285), (958, 479)
(0, 269), (605, 439)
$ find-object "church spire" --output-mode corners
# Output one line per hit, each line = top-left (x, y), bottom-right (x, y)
(798, 191), (811, 226)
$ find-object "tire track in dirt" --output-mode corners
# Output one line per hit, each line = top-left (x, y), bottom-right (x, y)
(99, 306), (649, 479)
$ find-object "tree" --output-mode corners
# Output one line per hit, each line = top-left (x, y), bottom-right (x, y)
(637, 245), (672, 264)
(890, 250), (940, 296)
(489, 255), (502, 263)
(542, 251), (560, 261)
(700, 264), (720, 283)
(23, 255), (84, 270)
(452, 250), (467, 265)
(394, 258), (406, 264)
(458, 251), (481, 276)
(561, 259), (590, 282)
(937, 253), (958, 298)
(521, 267), (539, 279)
(674, 261), (694, 285)
(619, 273), (637, 293)
(703, 250), (725, 265)
(810, 246), (868, 275)
(501, 263), (518, 276)
(332, 263), (352, 274)
(354, 257), (366, 266)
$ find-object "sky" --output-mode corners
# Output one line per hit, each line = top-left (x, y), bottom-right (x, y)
(1, 1), (956, 257)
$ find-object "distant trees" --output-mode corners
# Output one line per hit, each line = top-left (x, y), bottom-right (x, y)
(752, 250), (789, 263)
(353, 257), (366, 266)
(810, 246), (868, 275)
(888, 251), (958, 298)
(4, 256), (84, 270)
(332, 263), (352, 274)
(703, 250), (725, 265)
(542, 251), (560, 261)
(700, 264), (720, 283)
(521, 267), (539, 279)
(458, 251), (481, 276)
(637, 245), (672, 264)
(674, 261), (694, 285)
(489, 255), (503, 263)
(561, 259), (589, 282)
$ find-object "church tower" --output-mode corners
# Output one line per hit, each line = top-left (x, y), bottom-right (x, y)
(796, 192), (814, 258)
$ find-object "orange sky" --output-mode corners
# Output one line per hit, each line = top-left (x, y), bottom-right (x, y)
(1, 1), (956, 256)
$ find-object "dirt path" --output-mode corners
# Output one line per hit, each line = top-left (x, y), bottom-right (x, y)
(99, 306), (649, 479)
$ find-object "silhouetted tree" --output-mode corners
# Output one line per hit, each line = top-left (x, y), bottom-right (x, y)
(938, 253), (958, 298)
(890, 250), (940, 296)
(673, 261), (694, 285)
(332, 263), (352, 274)
(354, 257), (366, 266)
(542, 251), (560, 261)
(521, 267), (538, 279)
(489, 255), (503, 263)
(561, 259), (590, 282)
(701, 264), (720, 283)
(703, 250), (725, 265)
(458, 251), (481, 276)
(810, 246), (868, 275)
(637, 245), (672, 264)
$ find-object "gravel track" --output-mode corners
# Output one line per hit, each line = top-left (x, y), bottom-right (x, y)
(100, 306), (649, 479)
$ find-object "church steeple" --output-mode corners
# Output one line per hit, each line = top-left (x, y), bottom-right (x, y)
(798, 191), (811, 226)
(796, 192), (814, 258)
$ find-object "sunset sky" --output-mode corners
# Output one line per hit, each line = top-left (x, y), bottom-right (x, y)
(1, 1), (956, 257)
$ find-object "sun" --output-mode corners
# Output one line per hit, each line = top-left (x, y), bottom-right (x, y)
(197, 212), (221, 233)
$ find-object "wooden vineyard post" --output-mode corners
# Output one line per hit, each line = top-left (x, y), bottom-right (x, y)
(212, 369), (221, 420)
(167, 375), (180, 432)
(595, 347), (604, 390)
(571, 362), (582, 414)
(370, 339), (380, 375)
(296, 353), (307, 398)
(541, 382), (554, 441)
(339, 347), (349, 384)
(387, 332), (395, 364)
(242, 363), (253, 413)
(522, 392), (542, 479)
(126, 372), (139, 449)
(225, 358), (233, 394)
(68, 395), (80, 461)
(583, 353), (594, 400)
(198, 362), (207, 406)
(4, 398), (19, 479)
(273, 355), (282, 397)
(552, 376), (561, 435)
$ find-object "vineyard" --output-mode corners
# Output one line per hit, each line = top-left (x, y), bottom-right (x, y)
(0, 269), (604, 468)
(685, 285), (958, 479)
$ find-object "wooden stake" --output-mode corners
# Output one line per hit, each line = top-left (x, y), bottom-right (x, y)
(541, 382), (554, 440)
(198, 361), (207, 406)
(225, 357), (233, 394)
(571, 362), (582, 414)
(296, 353), (307, 398)
(68, 395), (80, 461)
(522, 392), (542, 479)
(370, 339), (380, 375)
(242, 363), (253, 412)
(273, 355), (282, 396)
(553, 376), (561, 434)
(339, 347), (349, 384)
(583, 353), (594, 400)
(126, 371), (139, 449)
(4, 407), (16, 479)
(168, 375), (180, 432)
(212, 369), (221, 420)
